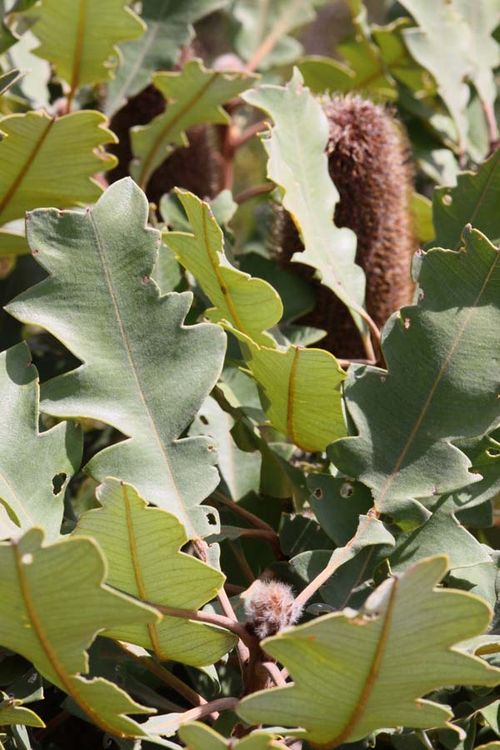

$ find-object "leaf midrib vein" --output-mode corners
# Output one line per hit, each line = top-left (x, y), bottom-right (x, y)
(329, 575), (399, 746)
(12, 540), (117, 735)
(137, 70), (219, 188)
(286, 346), (300, 446)
(0, 115), (56, 224)
(122, 484), (162, 656)
(88, 211), (190, 530)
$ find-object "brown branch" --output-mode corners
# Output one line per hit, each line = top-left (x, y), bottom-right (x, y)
(149, 600), (255, 652)
(231, 542), (256, 585)
(235, 182), (274, 205)
(212, 491), (277, 534)
(232, 120), (268, 149)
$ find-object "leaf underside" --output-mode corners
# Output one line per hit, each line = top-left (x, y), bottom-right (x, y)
(238, 556), (500, 746)
(7, 178), (227, 539)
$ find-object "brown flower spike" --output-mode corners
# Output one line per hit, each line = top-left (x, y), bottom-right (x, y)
(275, 94), (416, 358)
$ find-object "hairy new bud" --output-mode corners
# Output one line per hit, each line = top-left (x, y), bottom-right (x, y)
(243, 579), (303, 639)
(274, 94), (416, 358)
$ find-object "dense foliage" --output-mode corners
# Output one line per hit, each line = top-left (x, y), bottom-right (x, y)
(0, 2), (499, 749)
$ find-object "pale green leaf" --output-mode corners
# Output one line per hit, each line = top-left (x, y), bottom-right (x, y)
(0, 528), (159, 737)
(164, 189), (346, 451)
(6, 178), (227, 539)
(244, 71), (370, 341)
(388, 506), (492, 572)
(0, 692), (44, 728)
(105, 0), (228, 116)
(234, 329), (346, 452)
(165, 190), (282, 347)
(0, 342), (82, 541)
(75, 478), (236, 666)
(331, 229), (500, 516)
(27, 0), (145, 91)
(232, 0), (315, 70)
(399, 0), (499, 150)
(432, 149), (500, 250)
(238, 556), (500, 745)
(180, 722), (283, 749)
(130, 59), (255, 188)
(190, 396), (261, 501)
(0, 110), (117, 226)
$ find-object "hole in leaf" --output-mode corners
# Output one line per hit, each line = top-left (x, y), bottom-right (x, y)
(487, 448), (500, 458)
(340, 482), (354, 498)
(442, 194), (452, 206)
(52, 473), (67, 495)
(207, 512), (217, 526)
(200, 415), (209, 425)
(403, 317), (411, 329)
(313, 487), (323, 500)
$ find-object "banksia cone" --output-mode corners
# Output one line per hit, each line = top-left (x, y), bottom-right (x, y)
(243, 579), (303, 639)
(275, 94), (416, 358)
(107, 84), (223, 207)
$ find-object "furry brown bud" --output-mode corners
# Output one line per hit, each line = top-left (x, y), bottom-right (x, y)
(243, 579), (303, 639)
(275, 94), (416, 358)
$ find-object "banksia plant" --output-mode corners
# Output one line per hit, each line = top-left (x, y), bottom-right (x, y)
(1, 2), (499, 749)
(275, 94), (416, 358)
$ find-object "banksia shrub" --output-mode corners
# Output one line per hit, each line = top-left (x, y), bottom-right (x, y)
(275, 94), (416, 358)
(1, 2), (498, 748)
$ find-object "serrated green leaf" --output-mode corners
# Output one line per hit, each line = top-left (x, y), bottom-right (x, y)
(105, 0), (228, 116)
(331, 229), (500, 516)
(6, 178), (227, 539)
(232, 0), (315, 70)
(238, 556), (500, 746)
(389, 506), (492, 572)
(448, 428), (500, 511)
(131, 59), (255, 188)
(180, 722), (283, 749)
(232, 328), (346, 452)
(165, 190), (282, 347)
(433, 149), (500, 250)
(164, 189), (346, 451)
(244, 70), (370, 342)
(0, 342), (82, 541)
(399, 0), (499, 150)
(75, 478), (236, 666)
(0, 528), (159, 737)
(0, 110), (117, 226)
(0, 692), (44, 728)
(27, 0), (145, 92)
